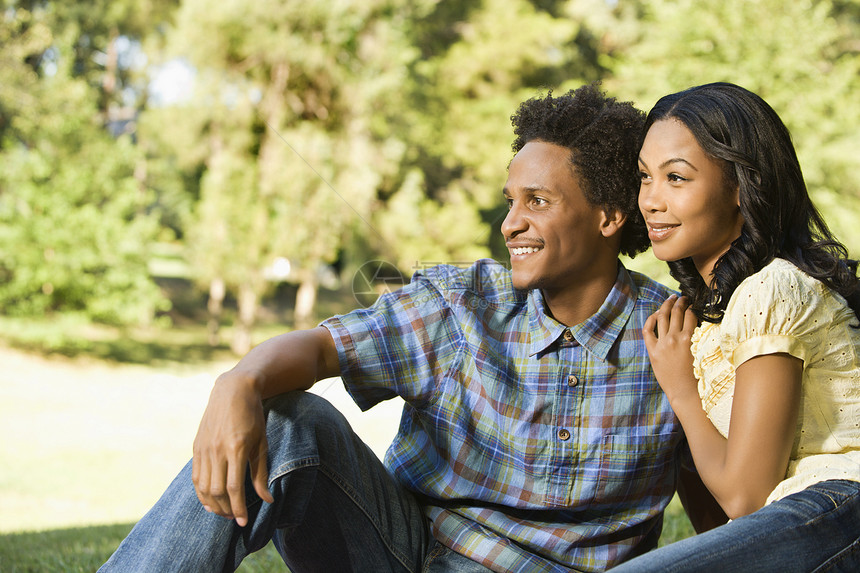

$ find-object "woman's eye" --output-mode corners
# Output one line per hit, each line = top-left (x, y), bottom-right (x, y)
(639, 171), (651, 181)
(668, 173), (688, 182)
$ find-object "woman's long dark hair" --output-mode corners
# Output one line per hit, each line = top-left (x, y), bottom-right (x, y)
(643, 82), (860, 322)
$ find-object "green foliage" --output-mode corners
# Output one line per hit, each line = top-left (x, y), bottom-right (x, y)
(0, 7), (167, 325)
(2, 0), (859, 331)
(152, 0), (420, 335)
(373, 0), (610, 272)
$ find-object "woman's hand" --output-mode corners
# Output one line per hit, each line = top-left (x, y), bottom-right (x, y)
(642, 295), (699, 404)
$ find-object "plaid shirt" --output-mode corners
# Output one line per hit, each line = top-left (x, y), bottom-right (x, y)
(322, 259), (683, 572)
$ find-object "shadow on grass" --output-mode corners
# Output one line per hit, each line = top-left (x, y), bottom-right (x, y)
(0, 275), (363, 367)
(6, 335), (235, 366)
(0, 523), (286, 572)
(0, 313), (240, 367)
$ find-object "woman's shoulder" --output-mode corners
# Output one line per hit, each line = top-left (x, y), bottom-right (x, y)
(723, 258), (829, 336)
(744, 257), (807, 282)
(732, 258), (822, 303)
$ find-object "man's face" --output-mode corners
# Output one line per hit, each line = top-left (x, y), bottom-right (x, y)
(502, 140), (612, 297)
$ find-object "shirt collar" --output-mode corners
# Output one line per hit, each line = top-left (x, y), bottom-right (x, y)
(527, 263), (638, 360)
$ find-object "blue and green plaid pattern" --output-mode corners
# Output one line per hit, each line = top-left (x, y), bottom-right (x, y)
(322, 259), (682, 572)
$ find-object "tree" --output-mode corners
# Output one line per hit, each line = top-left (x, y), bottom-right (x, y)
(156, 0), (424, 352)
(0, 5), (167, 324)
(372, 0), (612, 270)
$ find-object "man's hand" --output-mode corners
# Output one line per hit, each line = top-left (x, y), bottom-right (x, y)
(188, 327), (339, 526)
(642, 295), (699, 404)
(191, 370), (275, 527)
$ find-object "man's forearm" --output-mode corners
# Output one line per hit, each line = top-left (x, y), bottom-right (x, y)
(224, 326), (341, 399)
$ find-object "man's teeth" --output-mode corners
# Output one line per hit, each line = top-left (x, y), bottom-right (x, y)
(511, 246), (541, 255)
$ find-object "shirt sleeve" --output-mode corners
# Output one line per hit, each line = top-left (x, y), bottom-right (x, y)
(720, 262), (822, 370)
(320, 271), (464, 411)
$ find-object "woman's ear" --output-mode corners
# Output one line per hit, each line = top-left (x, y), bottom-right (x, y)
(600, 207), (627, 238)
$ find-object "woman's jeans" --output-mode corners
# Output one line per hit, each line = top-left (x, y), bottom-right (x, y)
(611, 478), (860, 572)
(99, 391), (492, 572)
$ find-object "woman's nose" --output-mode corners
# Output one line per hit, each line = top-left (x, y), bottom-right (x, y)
(638, 181), (663, 214)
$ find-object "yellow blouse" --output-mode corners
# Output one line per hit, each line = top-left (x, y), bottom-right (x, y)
(691, 258), (860, 504)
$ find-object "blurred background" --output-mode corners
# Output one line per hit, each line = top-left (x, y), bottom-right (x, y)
(1, 0), (858, 568)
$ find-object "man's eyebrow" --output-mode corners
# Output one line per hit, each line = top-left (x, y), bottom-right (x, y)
(504, 184), (554, 196)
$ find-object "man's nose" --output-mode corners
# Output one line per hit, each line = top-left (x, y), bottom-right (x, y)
(501, 201), (526, 239)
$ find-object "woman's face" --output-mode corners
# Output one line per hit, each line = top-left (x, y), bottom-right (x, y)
(638, 118), (744, 281)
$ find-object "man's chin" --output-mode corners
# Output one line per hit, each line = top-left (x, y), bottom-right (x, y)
(510, 273), (535, 292)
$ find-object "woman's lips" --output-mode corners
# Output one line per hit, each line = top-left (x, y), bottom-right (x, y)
(647, 222), (679, 241)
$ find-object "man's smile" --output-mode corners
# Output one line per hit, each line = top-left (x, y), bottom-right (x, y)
(509, 245), (543, 256)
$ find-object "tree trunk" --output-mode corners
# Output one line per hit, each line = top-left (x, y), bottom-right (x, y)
(232, 281), (259, 355)
(101, 27), (119, 120)
(294, 273), (318, 330)
(207, 276), (225, 346)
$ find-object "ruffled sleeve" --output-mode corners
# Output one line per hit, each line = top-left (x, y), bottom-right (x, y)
(719, 260), (824, 370)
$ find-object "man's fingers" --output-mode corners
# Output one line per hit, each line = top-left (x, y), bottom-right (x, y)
(192, 451), (216, 510)
(251, 445), (273, 504)
(226, 457), (248, 526)
(193, 454), (233, 520)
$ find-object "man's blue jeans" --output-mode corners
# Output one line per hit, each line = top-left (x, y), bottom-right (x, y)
(99, 391), (492, 572)
(610, 478), (860, 572)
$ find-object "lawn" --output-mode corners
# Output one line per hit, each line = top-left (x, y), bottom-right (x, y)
(0, 336), (693, 571)
(0, 337), (400, 571)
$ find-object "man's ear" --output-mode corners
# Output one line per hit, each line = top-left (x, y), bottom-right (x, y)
(600, 207), (626, 238)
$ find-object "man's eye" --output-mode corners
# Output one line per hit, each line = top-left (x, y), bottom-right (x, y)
(505, 198), (514, 209)
(532, 197), (547, 206)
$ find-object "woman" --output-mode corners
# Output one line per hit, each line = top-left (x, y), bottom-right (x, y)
(612, 83), (860, 572)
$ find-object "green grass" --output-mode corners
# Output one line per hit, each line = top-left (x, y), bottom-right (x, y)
(0, 524), (285, 572)
(660, 494), (696, 546)
(0, 496), (694, 571)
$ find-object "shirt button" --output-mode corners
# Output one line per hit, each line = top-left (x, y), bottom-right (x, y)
(567, 375), (578, 387)
(563, 329), (574, 342)
(557, 429), (571, 441)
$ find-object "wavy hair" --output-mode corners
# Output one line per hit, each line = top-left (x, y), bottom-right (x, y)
(643, 82), (860, 322)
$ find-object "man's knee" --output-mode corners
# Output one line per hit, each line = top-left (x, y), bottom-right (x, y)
(262, 390), (362, 463)
(263, 390), (348, 430)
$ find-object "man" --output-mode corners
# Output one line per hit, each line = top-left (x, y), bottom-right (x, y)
(101, 83), (701, 572)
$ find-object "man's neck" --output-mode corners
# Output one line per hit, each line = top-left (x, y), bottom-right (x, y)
(541, 262), (619, 327)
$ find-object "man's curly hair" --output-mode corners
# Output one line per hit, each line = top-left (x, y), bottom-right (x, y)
(510, 82), (648, 257)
